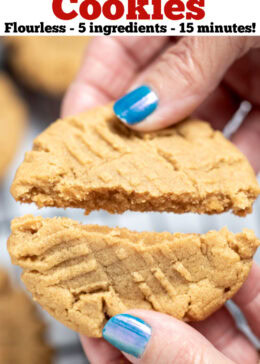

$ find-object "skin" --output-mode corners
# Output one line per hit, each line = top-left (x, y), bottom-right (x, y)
(62, 36), (260, 364)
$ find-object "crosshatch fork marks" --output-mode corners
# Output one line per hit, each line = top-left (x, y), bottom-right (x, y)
(11, 104), (260, 216)
(8, 215), (259, 337)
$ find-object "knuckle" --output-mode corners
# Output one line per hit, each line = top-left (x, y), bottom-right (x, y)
(226, 36), (249, 57)
(155, 338), (210, 364)
(163, 38), (209, 94)
(171, 341), (208, 364)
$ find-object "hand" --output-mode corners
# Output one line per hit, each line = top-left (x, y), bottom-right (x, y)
(62, 36), (260, 363)
(62, 36), (260, 172)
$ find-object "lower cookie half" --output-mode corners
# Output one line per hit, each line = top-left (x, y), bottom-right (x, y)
(8, 215), (259, 337)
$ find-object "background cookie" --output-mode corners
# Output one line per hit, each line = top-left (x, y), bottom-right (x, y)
(8, 215), (260, 337)
(0, 72), (27, 180)
(5, 36), (90, 95)
(0, 268), (53, 364)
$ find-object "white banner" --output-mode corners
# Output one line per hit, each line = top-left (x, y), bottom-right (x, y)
(0, 0), (259, 36)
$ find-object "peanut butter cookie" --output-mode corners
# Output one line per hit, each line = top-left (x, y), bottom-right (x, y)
(0, 268), (53, 363)
(5, 36), (90, 95)
(11, 104), (259, 215)
(8, 215), (259, 337)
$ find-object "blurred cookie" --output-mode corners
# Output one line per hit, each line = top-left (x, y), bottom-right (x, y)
(8, 215), (260, 337)
(6, 36), (90, 95)
(0, 73), (27, 179)
(0, 41), (6, 68)
(0, 269), (53, 363)
(0, 269), (9, 293)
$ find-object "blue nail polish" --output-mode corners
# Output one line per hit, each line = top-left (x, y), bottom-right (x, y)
(113, 85), (159, 125)
(102, 314), (151, 358)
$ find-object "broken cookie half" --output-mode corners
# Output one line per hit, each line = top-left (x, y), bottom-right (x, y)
(8, 215), (259, 337)
(11, 105), (260, 216)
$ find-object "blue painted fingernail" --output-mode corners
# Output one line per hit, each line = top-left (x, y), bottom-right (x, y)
(113, 85), (159, 125)
(102, 314), (151, 358)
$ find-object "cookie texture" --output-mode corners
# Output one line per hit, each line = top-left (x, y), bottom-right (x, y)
(0, 72), (26, 179)
(5, 36), (89, 95)
(8, 215), (259, 337)
(0, 269), (52, 364)
(11, 105), (259, 216)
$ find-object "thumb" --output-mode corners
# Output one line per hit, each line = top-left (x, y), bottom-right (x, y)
(102, 311), (234, 364)
(113, 37), (252, 132)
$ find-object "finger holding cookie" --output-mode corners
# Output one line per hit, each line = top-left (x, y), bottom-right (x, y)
(82, 265), (260, 364)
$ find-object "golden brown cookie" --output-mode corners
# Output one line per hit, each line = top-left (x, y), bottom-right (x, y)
(11, 104), (259, 216)
(0, 72), (27, 179)
(8, 215), (259, 337)
(5, 36), (90, 95)
(0, 268), (53, 363)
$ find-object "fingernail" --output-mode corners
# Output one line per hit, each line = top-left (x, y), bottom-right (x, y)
(102, 314), (151, 358)
(113, 85), (159, 125)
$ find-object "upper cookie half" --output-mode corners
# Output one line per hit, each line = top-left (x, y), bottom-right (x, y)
(11, 105), (259, 215)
